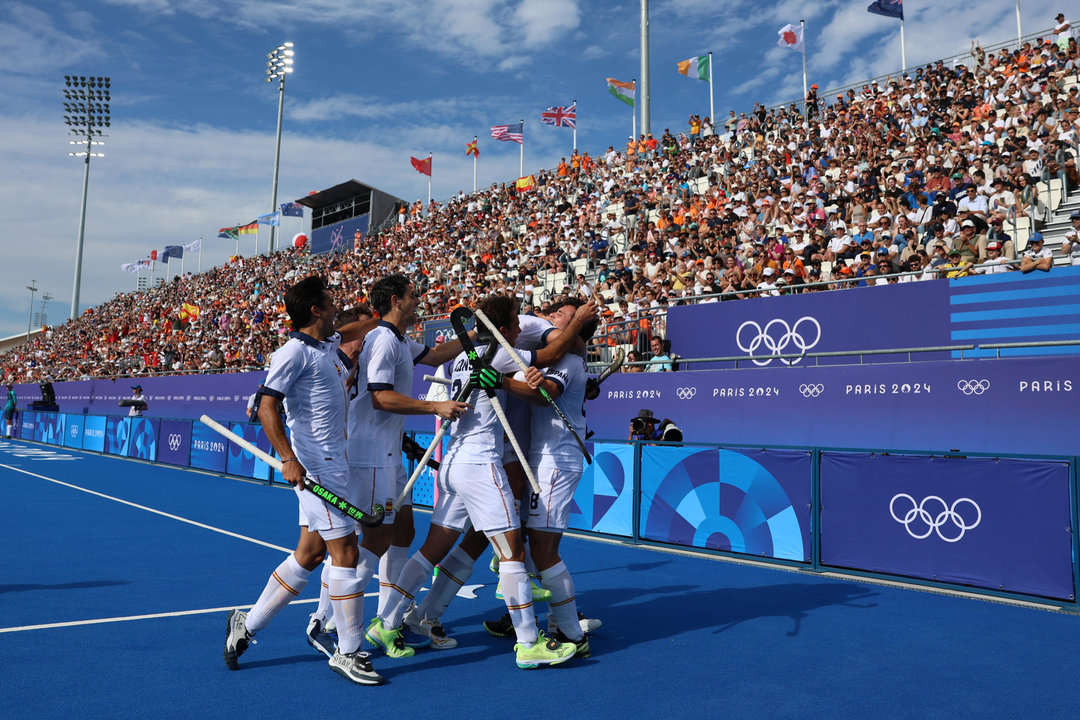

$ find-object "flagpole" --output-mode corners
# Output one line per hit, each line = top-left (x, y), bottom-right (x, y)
(234, 233), (239, 259)
(519, 118), (524, 177)
(255, 226), (259, 256)
(427, 152), (432, 207)
(1015, 0), (1022, 50)
(198, 237), (203, 274)
(149, 255), (155, 288)
(800, 19), (808, 117)
(900, 20), (906, 72)
(181, 249), (185, 277)
(707, 52), (715, 124)
(472, 136), (477, 193)
(632, 79), (637, 139)
(572, 99), (578, 153)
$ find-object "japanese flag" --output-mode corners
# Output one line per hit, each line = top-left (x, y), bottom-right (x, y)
(777, 23), (804, 53)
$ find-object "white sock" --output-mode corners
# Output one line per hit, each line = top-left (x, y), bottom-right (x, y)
(328, 564), (364, 655)
(540, 560), (581, 640)
(246, 554), (310, 635)
(499, 560), (537, 645)
(417, 546), (475, 620)
(313, 563), (332, 623)
(377, 545), (409, 618)
(383, 554), (433, 629)
(355, 546), (379, 593)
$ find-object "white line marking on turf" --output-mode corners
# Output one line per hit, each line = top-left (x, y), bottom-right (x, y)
(0, 462), (291, 554)
(0, 599), (316, 634)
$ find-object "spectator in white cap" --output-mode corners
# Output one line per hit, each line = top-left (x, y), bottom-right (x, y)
(978, 242), (1013, 274)
(757, 266), (779, 296)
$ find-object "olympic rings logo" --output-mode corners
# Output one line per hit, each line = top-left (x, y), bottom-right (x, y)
(675, 387), (697, 400)
(889, 494), (982, 543)
(736, 317), (822, 366)
(168, 434), (183, 451)
(70, 425), (79, 438)
(799, 383), (824, 398)
(956, 379), (991, 395)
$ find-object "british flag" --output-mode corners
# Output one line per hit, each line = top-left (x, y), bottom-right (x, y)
(490, 122), (524, 144)
(540, 103), (576, 129)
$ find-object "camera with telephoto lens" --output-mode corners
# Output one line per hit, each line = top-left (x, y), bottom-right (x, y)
(631, 417), (648, 433)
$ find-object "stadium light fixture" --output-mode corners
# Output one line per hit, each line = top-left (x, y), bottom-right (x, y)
(62, 74), (111, 321)
(265, 42), (294, 254)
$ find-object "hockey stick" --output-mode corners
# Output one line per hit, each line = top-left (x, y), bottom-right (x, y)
(394, 337), (500, 508)
(422, 374), (452, 386)
(449, 307), (540, 495)
(402, 433), (439, 470)
(472, 307), (593, 464)
(597, 346), (626, 384)
(199, 415), (385, 527)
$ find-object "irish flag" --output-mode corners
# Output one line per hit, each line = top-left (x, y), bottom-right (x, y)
(606, 78), (635, 107)
(677, 56), (710, 81)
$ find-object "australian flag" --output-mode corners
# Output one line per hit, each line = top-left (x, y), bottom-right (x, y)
(867, 0), (902, 20)
(280, 202), (304, 217)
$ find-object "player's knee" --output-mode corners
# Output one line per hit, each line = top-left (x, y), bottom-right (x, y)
(294, 547), (326, 570)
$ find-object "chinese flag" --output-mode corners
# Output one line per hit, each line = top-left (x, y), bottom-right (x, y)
(410, 156), (432, 176)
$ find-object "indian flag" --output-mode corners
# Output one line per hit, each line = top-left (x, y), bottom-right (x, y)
(677, 56), (710, 82)
(606, 78), (635, 107)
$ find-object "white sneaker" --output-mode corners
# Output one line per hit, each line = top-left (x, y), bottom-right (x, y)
(403, 606), (458, 650)
(328, 650), (384, 685)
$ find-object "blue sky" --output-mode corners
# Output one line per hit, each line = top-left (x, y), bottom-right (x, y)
(0, 0), (1063, 338)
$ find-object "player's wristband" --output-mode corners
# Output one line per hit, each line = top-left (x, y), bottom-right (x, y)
(283, 457), (299, 464)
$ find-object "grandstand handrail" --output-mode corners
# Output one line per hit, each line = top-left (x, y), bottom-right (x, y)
(979, 339), (1080, 357)
(610, 344), (977, 370)
(762, 23), (1067, 115)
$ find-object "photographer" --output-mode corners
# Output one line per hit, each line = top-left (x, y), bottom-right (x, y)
(125, 385), (148, 417)
(628, 408), (682, 444)
(3, 384), (16, 439)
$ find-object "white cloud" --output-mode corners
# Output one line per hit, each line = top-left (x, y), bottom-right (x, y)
(515, 0), (581, 47)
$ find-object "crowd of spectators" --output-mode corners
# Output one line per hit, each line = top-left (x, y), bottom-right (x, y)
(4, 27), (1080, 383)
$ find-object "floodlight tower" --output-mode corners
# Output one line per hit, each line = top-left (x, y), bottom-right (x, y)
(63, 75), (111, 320)
(266, 42), (294, 254)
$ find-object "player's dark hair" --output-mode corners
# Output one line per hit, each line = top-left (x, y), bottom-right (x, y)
(370, 274), (411, 316)
(284, 276), (327, 329)
(336, 303), (373, 329)
(478, 294), (516, 334)
(548, 297), (598, 341)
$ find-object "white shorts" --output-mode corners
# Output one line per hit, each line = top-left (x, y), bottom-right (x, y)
(444, 461), (520, 537)
(527, 466), (583, 532)
(350, 464), (411, 527)
(295, 470), (357, 541)
(429, 473), (473, 533)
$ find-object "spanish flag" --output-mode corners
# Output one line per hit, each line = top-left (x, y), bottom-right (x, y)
(515, 175), (536, 193)
(466, 139), (479, 157)
(179, 303), (201, 322)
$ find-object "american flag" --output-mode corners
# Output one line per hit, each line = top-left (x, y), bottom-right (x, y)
(540, 103), (576, 129)
(490, 122), (524, 144)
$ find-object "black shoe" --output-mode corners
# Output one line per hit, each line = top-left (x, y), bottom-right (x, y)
(483, 612), (514, 638)
(552, 628), (591, 658)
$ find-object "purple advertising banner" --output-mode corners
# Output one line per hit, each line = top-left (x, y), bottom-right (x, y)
(157, 419), (192, 467)
(226, 422), (274, 481)
(667, 266), (1080, 368)
(591, 356), (1078, 456)
(639, 446), (811, 561)
(190, 421), (228, 473)
(820, 452), (1073, 600)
